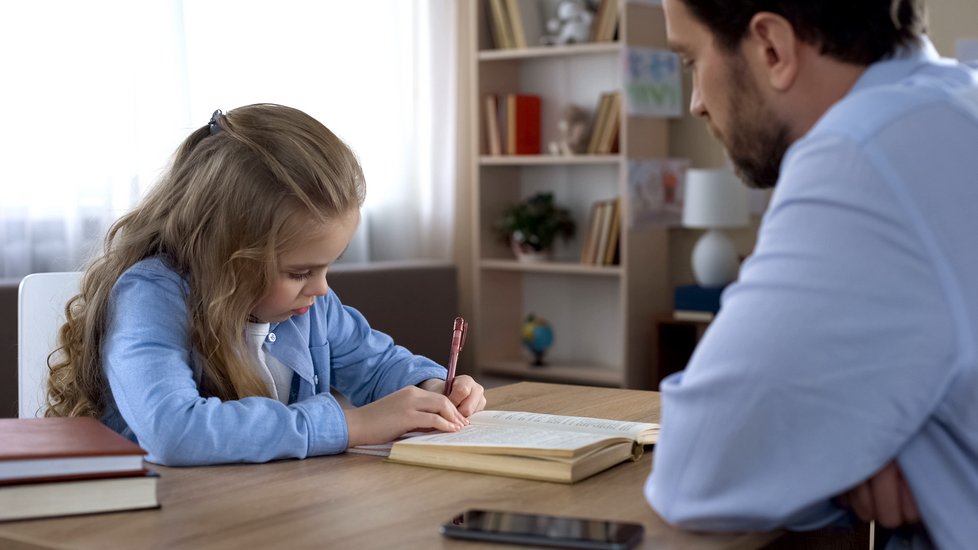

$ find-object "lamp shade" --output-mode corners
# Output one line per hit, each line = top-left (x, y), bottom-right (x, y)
(682, 168), (750, 228)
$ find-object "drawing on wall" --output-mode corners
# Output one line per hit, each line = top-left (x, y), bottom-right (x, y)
(622, 47), (682, 118)
(627, 158), (688, 228)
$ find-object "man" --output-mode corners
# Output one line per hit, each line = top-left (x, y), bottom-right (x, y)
(646, 1), (978, 548)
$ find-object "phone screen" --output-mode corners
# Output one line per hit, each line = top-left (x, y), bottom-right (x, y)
(439, 509), (644, 550)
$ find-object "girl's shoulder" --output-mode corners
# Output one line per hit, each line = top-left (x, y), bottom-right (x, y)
(117, 256), (188, 292)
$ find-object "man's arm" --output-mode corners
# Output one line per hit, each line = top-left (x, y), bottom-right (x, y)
(646, 134), (957, 531)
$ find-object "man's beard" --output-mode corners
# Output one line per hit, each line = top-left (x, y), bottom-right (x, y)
(722, 58), (792, 189)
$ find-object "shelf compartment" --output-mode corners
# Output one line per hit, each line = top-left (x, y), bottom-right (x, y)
(478, 163), (620, 263)
(477, 270), (624, 372)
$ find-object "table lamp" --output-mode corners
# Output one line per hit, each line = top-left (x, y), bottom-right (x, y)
(682, 167), (750, 287)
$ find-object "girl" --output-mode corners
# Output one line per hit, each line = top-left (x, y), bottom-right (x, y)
(46, 104), (486, 466)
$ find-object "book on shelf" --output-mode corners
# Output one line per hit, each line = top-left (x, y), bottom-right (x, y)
(673, 284), (724, 322)
(593, 200), (613, 265)
(357, 410), (658, 484)
(585, 91), (621, 155)
(674, 284), (724, 312)
(579, 198), (620, 266)
(586, 92), (613, 154)
(603, 197), (622, 265)
(0, 470), (159, 522)
(579, 201), (602, 264)
(506, 94), (542, 155)
(487, 0), (515, 49)
(484, 94), (503, 156)
(595, 91), (622, 154)
(591, 0), (620, 43)
(0, 417), (148, 484)
(507, 0), (546, 48)
(503, 0), (527, 49)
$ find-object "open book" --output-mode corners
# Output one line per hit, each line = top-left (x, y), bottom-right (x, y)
(360, 410), (658, 484)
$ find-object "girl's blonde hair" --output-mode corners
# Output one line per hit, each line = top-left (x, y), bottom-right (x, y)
(46, 103), (365, 418)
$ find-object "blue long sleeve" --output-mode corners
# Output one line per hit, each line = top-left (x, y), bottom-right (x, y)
(101, 258), (446, 465)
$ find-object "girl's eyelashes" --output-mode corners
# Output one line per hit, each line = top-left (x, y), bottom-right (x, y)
(287, 271), (312, 281)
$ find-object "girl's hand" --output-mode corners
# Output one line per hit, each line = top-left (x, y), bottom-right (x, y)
(344, 385), (468, 448)
(418, 375), (487, 417)
(835, 461), (920, 528)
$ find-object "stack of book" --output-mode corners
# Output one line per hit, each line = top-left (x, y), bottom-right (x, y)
(0, 417), (159, 521)
(484, 93), (542, 156)
(673, 284), (725, 322)
(486, 0), (545, 49)
(579, 197), (621, 266)
(590, 0), (620, 43)
(586, 91), (621, 155)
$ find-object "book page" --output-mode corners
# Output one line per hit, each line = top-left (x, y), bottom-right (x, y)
(393, 424), (620, 456)
(348, 431), (427, 457)
(470, 411), (658, 443)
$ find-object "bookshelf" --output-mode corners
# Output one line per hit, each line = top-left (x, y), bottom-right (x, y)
(469, 0), (676, 389)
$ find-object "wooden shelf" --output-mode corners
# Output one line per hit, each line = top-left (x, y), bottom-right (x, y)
(481, 259), (621, 276)
(479, 155), (621, 166)
(479, 360), (624, 387)
(478, 42), (620, 61)
(470, 0), (675, 390)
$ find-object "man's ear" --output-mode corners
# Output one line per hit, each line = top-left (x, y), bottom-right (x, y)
(744, 12), (799, 92)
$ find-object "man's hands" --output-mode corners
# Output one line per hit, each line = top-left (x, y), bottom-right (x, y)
(836, 461), (920, 529)
(344, 375), (487, 448)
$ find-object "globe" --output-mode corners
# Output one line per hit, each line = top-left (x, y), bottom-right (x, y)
(521, 314), (554, 367)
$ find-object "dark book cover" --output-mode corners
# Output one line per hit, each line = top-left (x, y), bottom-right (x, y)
(674, 284), (725, 313)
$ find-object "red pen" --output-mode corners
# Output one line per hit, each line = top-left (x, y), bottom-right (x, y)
(444, 316), (467, 396)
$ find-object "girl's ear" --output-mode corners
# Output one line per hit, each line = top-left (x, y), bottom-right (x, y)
(745, 12), (799, 92)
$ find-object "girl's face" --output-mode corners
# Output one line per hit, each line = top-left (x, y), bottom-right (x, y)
(250, 208), (360, 323)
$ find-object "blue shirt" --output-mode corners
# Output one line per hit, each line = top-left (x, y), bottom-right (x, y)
(100, 257), (447, 466)
(646, 38), (978, 549)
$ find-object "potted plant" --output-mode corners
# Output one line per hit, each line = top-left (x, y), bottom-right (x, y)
(494, 192), (575, 262)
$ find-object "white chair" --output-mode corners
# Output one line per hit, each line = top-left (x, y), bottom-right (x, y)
(17, 272), (83, 418)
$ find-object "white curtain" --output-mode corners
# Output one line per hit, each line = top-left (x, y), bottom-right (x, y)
(0, 0), (457, 278)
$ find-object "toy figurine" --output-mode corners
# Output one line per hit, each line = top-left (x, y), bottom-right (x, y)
(548, 104), (591, 156)
(541, 0), (594, 46)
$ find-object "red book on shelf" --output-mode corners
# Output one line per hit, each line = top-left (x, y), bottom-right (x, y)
(506, 94), (542, 155)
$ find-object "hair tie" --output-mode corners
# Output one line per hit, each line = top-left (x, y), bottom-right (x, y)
(209, 109), (223, 135)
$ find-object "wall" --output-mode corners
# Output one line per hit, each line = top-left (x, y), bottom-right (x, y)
(928, 0), (978, 58)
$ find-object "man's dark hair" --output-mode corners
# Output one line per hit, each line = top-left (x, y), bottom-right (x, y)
(679, 0), (927, 65)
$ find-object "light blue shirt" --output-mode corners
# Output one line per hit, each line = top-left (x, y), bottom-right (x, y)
(646, 38), (978, 550)
(100, 257), (447, 466)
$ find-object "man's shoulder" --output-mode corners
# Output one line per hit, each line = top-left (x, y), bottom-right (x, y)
(816, 61), (977, 143)
(817, 87), (945, 144)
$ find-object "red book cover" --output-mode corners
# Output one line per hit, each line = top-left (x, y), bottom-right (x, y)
(506, 94), (541, 155)
(0, 417), (147, 485)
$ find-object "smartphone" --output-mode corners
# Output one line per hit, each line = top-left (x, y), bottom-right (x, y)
(439, 509), (644, 550)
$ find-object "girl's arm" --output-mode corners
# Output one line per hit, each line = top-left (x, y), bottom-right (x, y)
(103, 260), (350, 466)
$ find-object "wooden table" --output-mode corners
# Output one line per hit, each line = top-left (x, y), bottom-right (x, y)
(0, 382), (779, 550)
